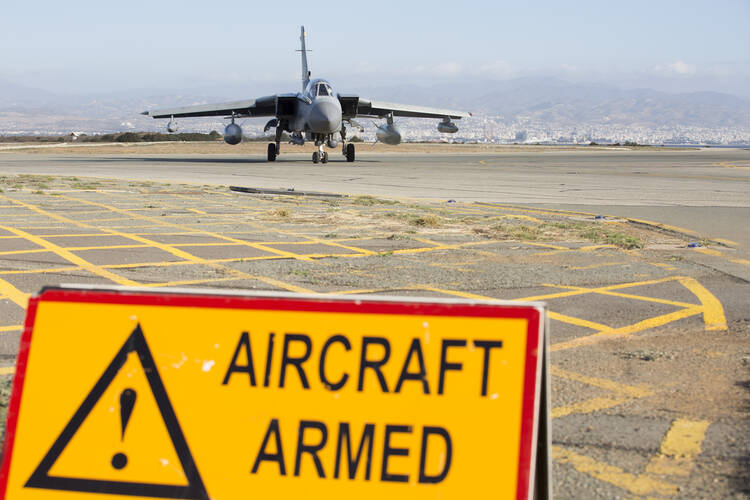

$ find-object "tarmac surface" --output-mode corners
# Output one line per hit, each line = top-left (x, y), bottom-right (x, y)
(0, 146), (748, 498)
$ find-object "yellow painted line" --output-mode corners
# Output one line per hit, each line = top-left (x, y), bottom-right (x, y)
(4, 194), (312, 293)
(323, 288), (391, 295)
(139, 277), (247, 288)
(645, 419), (711, 477)
(550, 366), (652, 398)
(486, 214), (543, 223)
(714, 161), (750, 170)
(521, 276), (684, 302)
(730, 258), (750, 266)
(59, 194), (314, 263)
(171, 242), (244, 247)
(578, 244), (618, 251)
(713, 238), (738, 246)
(0, 277), (30, 308)
(65, 244), (151, 251)
(551, 306), (702, 352)
(552, 446), (678, 497)
(418, 287), (617, 333)
(0, 248), (49, 256)
(0, 325), (23, 333)
(694, 247), (723, 257)
(0, 366), (15, 376)
(547, 283), (697, 308)
(650, 262), (677, 271)
(548, 311), (613, 331)
(677, 277), (727, 331)
(0, 225), (140, 286)
(416, 286), (497, 301)
(39, 233), (112, 238)
(567, 261), (629, 271)
(552, 396), (632, 419)
(0, 266), (82, 275)
(628, 217), (700, 235)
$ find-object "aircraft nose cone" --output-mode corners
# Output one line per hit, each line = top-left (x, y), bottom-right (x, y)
(309, 101), (341, 133)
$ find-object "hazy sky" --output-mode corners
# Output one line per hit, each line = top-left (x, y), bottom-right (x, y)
(1, 0), (748, 97)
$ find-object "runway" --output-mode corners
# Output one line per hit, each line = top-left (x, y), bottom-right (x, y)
(2, 147), (749, 251)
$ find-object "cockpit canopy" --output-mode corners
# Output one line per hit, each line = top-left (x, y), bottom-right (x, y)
(307, 79), (334, 99)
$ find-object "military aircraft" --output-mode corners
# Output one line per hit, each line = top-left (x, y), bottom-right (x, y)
(142, 27), (471, 164)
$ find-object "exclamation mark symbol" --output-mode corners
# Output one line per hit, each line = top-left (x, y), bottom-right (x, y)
(111, 388), (137, 470)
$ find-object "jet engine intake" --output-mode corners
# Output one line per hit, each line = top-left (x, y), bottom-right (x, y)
(223, 123), (243, 145)
(167, 119), (178, 133)
(437, 119), (458, 134)
(376, 123), (402, 145)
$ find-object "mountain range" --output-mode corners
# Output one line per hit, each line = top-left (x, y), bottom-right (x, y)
(1, 77), (749, 137)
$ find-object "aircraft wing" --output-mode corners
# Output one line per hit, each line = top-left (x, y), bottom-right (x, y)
(142, 95), (278, 119)
(339, 95), (470, 120)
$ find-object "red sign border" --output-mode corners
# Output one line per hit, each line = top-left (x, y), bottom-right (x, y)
(0, 287), (543, 500)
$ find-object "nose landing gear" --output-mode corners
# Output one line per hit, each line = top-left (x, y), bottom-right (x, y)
(312, 141), (329, 164)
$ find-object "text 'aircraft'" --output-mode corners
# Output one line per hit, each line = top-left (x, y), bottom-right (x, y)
(142, 26), (471, 163)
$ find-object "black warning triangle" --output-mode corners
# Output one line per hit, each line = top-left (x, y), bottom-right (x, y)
(26, 324), (209, 499)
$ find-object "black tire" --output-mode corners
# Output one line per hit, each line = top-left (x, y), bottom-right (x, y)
(321, 152), (328, 164)
(312, 152), (319, 164)
(346, 143), (355, 162)
(267, 143), (276, 162)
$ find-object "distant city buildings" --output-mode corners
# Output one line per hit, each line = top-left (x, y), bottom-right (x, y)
(1, 113), (749, 145)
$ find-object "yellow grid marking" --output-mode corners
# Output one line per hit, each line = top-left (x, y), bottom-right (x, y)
(677, 277), (727, 331)
(551, 307), (702, 352)
(712, 238), (738, 246)
(546, 283), (697, 308)
(139, 277), (249, 288)
(0, 266), (84, 275)
(551, 396), (633, 419)
(0, 367), (15, 376)
(0, 248), (49, 256)
(0, 225), (140, 286)
(566, 261), (629, 270)
(0, 325), (23, 333)
(58, 194), (315, 263)
(0, 195), (311, 293)
(551, 366), (651, 398)
(553, 446), (678, 497)
(650, 262), (677, 271)
(548, 311), (612, 332)
(645, 419), (711, 477)
(694, 248), (723, 257)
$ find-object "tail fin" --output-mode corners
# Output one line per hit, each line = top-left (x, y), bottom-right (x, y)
(298, 26), (310, 91)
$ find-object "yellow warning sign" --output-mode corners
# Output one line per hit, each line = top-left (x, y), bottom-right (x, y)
(0, 287), (547, 500)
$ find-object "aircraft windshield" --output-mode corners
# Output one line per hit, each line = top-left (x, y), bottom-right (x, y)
(316, 83), (332, 96)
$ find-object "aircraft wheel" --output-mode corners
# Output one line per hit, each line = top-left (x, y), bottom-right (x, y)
(267, 143), (276, 162)
(321, 152), (328, 164)
(346, 143), (355, 162)
(312, 152), (320, 164)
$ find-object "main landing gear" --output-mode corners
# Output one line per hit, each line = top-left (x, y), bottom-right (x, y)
(267, 126), (283, 162)
(344, 143), (355, 162)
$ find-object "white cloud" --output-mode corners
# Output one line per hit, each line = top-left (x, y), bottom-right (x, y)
(654, 61), (697, 76)
(477, 60), (515, 78)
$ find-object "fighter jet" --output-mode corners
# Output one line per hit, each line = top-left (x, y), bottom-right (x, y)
(142, 27), (471, 164)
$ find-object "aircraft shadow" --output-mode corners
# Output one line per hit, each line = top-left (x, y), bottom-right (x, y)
(55, 157), (379, 164)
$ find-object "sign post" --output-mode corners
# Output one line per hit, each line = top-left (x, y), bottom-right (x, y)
(1, 285), (550, 499)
